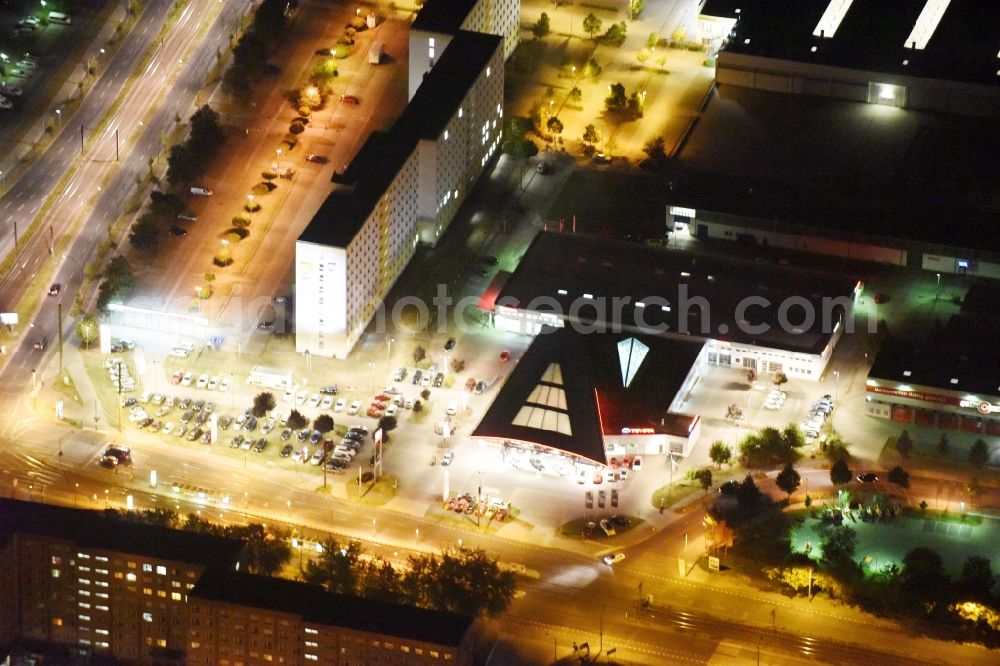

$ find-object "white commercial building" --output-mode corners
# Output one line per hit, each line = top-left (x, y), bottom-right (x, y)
(296, 31), (504, 359)
(408, 0), (520, 100)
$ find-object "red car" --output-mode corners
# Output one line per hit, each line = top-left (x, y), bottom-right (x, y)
(171, 371), (184, 385)
(464, 377), (476, 392)
(367, 405), (384, 418)
(499, 350), (510, 362)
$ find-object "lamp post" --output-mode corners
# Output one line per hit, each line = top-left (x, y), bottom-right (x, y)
(31, 369), (37, 410)
(55, 108), (61, 128)
(935, 272), (941, 303)
(834, 369), (840, 404)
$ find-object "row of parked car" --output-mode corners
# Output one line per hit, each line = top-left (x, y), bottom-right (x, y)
(0, 52), (34, 110)
(170, 370), (233, 392)
(801, 394), (835, 438)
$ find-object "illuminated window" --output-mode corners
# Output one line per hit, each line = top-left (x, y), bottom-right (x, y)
(143, 564), (152, 572)
(126, 573), (137, 582)
(51, 556), (62, 565)
(304, 628), (318, 635)
(171, 592), (182, 601)
(52, 569), (60, 578)
(157, 639), (167, 648)
(95, 556), (108, 562)
(143, 588), (152, 596)
(155, 566), (166, 575)
(143, 613), (153, 622)
(486, 67), (491, 77)
(79, 615), (91, 622)
(305, 656), (318, 662)
(78, 552), (91, 559)
(52, 618), (63, 627)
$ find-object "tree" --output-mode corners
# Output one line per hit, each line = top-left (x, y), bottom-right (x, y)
(304, 537), (365, 594)
(358, 557), (402, 602)
(76, 315), (99, 349)
(531, 12), (550, 40)
(775, 463), (801, 498)
(605, 82), (627, 110)
(377, 415), (398, 437)
(895, 430), (913, 458)
(97, 256), (136, 312)
(601, 22), (628, 47)
(959, 556), (996, 602)
(251, 392), (276, 418)
(413, 346), (426, 363)
(402, 547), (516, 617)
(449, 358), (465, 373)
(128, 215), (162, 252)
(697, 468), (713, 493)
(746, 368), (757, 384)
(625, 0), (645, 19)
(887, 465), (910, 489)
(709, 441), (732, 469)
(642, 135), (667, 164)
(582, 123), (601, 147)
(902, 547), (948, 596)
(420, 388), (431, 400)
(412, 400), (423, 413)
(820, 524), (857, 569)
(568, 86), (582, 104)
(583, 58), (602, 80)
(736, 474), (761, 508)
(309, 59), (338, 89)
(830, 457), (852, 486)
(287, 409), (308, 431)
(583, 13), (602, 39)
(773, 372), (788, 387)
(969, 438), (989, 468)
(166, 144), (197, 185)
(545, 116), (563, 138)
(647, 32), (659, 48)
(636, 48), (651, 66)
(936, 433), (950, 455)
(313, 414), (334, 434)
(188, 105), (226, 156)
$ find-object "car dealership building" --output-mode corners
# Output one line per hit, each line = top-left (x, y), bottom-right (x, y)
(474, 232), (861, 464)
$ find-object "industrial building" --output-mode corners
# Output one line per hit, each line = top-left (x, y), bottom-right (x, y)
(698, 0), (1000, 118)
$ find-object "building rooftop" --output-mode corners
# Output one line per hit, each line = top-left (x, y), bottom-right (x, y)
(472, 327), (704, 463)
(667, 167), (1000, 256)
(490, 232), (858, 355)
(191, 570), (474, 647)
(703, 0), (1000, 86)
(412, 0), (478, 34)
(299, 31), (501, 249)
(868, 339), (1000, 398)
(0, 499), (245, 569)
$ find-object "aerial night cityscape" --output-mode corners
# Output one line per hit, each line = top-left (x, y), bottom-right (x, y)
(1, 0), (1000, 664)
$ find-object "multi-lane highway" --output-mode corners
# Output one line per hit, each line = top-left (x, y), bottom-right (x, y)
(0, 0), (253, 396)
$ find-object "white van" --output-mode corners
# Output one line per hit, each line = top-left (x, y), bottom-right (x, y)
(190, 186), (213, 196)
(49, 11), (72, 25)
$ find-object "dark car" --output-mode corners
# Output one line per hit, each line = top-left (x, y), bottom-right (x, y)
(33, 336), (48, 351)
(48, 283), (61, 296)
(297, 429), (310, 442)
(444, 337), (456, 351)
(433, 372), (444, 388)
(482, 255), (499, 266)
(253, 438), (268, 453)
(218, 415), (233, 430)
(309, 430), (322, 444)
(280, 443), (294, 458)
(280, 428), (293, 441)
(306, 154), (329, 164)
(719, 480), (740, 495)
(230, 435), (245, 449)
(857, 472), (879, 484)
(169, 226), (188, 236)
(315, 48), (334, 56)
(244, 416), (258, 432)
(411, 369), (422, 385)
(319, 385), (338, 395)
(186, 427), (203, 442)
(610, 515), (632, 527)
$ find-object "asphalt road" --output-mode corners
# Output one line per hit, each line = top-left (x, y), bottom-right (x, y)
(0, 0), (253, 404)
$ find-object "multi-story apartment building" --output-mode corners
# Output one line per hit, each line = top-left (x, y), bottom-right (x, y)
(408, 0), (520, 99)
(0, 499), (245, 664)
(0, 500), (476, 665)
(296, 31), (504, 359)
(187, 570), (475, 665)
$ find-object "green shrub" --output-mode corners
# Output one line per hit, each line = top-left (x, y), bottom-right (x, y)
(251, 183), (272, 196)
(262, 170), (277, 181)
(289, 122), (305, 135)
(298, 106), (312, 117)
(223, 228), (249, 241)
(333, 44), (350, 59)
(232, 213), (251, 227)
(244, 201), (261, 213)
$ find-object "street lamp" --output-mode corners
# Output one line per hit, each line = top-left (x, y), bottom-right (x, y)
(55, 109), (61, 127)
(834, 369), (840, 404)
(935, 272), (941, 303)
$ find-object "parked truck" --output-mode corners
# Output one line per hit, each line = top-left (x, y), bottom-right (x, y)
(368, 41), (384, 65)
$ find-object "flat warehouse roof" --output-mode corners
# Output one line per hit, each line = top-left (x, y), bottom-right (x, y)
(869, 341), (1000, 398)
(703, 0), (1000, 86)
(493, 233), (857, 354)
